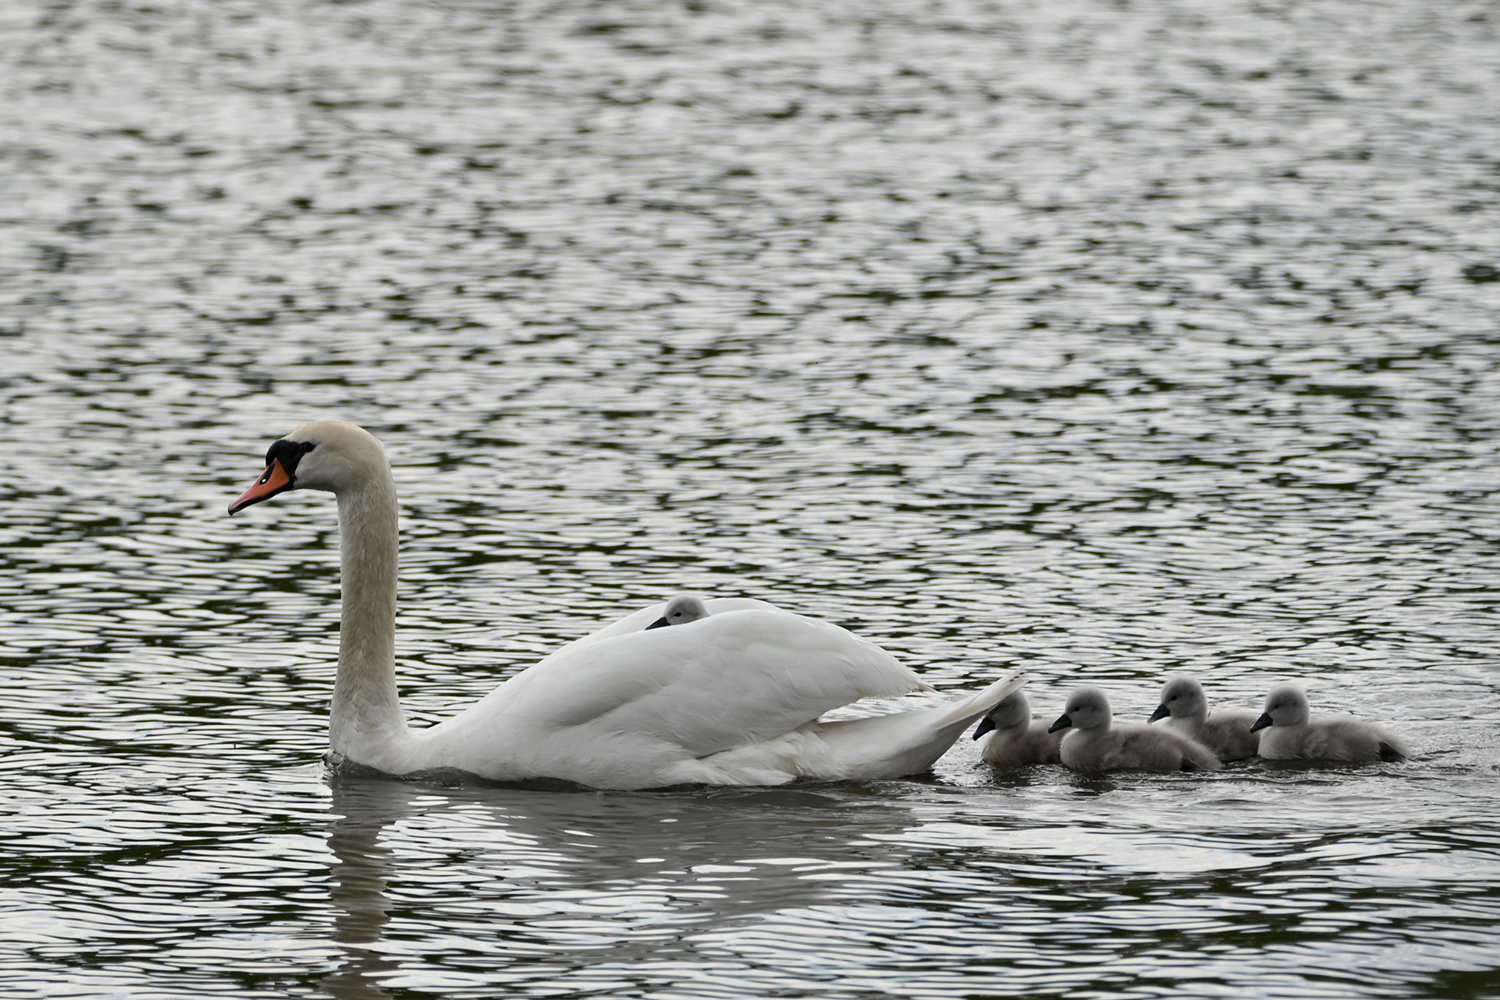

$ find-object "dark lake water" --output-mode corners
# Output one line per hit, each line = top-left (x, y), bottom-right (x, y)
(3, 0), (1500, 996)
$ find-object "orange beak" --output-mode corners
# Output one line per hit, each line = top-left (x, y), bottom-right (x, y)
(228, 458), (294, 514)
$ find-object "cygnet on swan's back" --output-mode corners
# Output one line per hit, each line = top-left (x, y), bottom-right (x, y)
(972, 690), (1063, 767)
(1251, 683), (1411, 762)
(1147, 674), (1261, 761)
(1049, 686), (1221, 773)
(645, 594), (710, 630)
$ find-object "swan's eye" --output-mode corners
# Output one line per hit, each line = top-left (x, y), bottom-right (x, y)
(265, 439), (317, 464)
(261, 438), (320, 481)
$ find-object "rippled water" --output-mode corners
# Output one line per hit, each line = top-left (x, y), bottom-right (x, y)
(3, 0), (1500, 996)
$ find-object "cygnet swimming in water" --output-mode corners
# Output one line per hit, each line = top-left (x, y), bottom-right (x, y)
(972, 690), (1064, 767)
(1147, 675), (1261, 761)
(1250, 683), (1411, 762)
(1049, 686), (1222, 773)
(645, 594), (710, 630)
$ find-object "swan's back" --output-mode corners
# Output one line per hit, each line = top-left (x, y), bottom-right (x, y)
(430, 606), (931, 785)
(549, 596), (784, 653)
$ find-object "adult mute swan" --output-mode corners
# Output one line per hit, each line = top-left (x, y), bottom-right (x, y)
(228, 421), (1024, 790)
(1049, 686), (1221, 773)
(1147, 675), (1261, 761)
(1251, 683), (1411, 762)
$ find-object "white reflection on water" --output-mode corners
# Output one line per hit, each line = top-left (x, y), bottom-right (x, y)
(319, 779), (922, 999)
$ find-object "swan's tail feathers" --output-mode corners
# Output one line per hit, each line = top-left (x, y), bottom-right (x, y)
(809, 667), (1026, 780)
(925, 668), (1026, 729)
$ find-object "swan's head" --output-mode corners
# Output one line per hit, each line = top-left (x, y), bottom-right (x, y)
(1149, 674), (1207, 724)
(645, 594), (710, 630)
(1049, 686), (1111, 734)
(972, 690), (1031, 740)
(1250, 683), (1310, 732)
(228, 421), (387, 514)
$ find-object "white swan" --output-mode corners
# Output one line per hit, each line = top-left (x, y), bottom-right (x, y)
(1049, 686), (1222, 773)
(1147, 675), (1261, 761)
(228, 421), (1025, 790)
(1251, 683), (1411, 762)
(972, 690), (1063, 767)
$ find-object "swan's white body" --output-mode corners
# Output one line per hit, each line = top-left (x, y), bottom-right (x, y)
(1050, 686), (1222, 773)
(1252, 684), (1410, 762)
(1149, 675), (1261, 761)
(229, 421), (1025, 790)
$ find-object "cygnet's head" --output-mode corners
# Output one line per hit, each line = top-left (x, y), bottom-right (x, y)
(971, 690), (1031, 740)
(1049, 686), (1112, 734)
(1149, 675), (1208, 724)
(1251, 683), (1311, 732)
(646, 594), (710, 630)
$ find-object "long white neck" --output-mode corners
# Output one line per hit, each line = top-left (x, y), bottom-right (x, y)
(328, 466), (411, 762)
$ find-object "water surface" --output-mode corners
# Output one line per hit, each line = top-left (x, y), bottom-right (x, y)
(2, 0), (1498, 997)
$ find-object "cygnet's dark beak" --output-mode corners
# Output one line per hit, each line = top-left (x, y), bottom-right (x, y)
(645, 617), (671, 630)
(1047, 713), (1072, 734)
(971, 716), (996, 740)
(1147, 704), (1170, 724)
(1249, 713), (1273, 733)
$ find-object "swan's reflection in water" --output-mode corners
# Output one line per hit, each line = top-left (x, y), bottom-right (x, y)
(324, 783), (403, 1000)
(320, 775), (919, 997)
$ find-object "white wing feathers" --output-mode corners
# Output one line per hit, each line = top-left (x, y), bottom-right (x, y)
(492, 608), (923, 758)
(418, 598), (1021, 788)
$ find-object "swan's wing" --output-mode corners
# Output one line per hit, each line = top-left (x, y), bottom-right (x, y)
(488, 608), (923, 757)
(541, 597), (789, 656)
